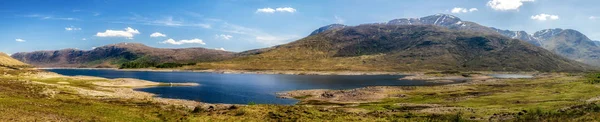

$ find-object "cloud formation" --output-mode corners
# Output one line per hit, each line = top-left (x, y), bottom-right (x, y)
(215, 34), (233, 40)
(150, 32), (167, 37)
(124, 15), (211, 29)
(160, 38), (206, 45)
(215, 47), (226, 51)
(15, 38), (25, 42)
(451, 8), (478, 13)
(24, 14), (78, 21)
(334, 15), (345, 24)
(65, 26), (81, 31)
(487, 0), (534, 11)
(531, 14), (559, 21)
(221, 23), (298, 45)
(95, 27), (140, 39)
(590, 16), (598, 20)
(256, 7), (296, 13)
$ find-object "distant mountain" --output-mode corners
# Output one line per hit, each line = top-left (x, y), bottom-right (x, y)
(491, 28), (541, 46)
(310, 14), (600, 67)
(195, 24), (590, 72)
(309, 24), (347, 36)
(312, 14), (543, 46)
(0, 53), (28, 69)
(12, 43), (235, 68)
(532, 29), (600, 66)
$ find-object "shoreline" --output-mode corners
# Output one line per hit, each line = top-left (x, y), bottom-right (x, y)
(35, 67), (542, 76)
(36, 67), (410, 76)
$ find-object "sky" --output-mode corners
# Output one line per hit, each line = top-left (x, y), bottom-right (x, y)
(1, 0), (600, 54)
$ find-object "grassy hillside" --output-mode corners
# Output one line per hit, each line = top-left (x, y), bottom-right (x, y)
(0, 53), (28, 69)
(192, 25), (591, 72)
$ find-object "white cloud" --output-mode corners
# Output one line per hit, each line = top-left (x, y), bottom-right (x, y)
(451, 7), (478, 13)
(150, 32), (167, 37)
(215, 47), (226, 51)
(221, 23), (299, 45)
(256, 7), (296, 13)
(590, 16), (598, 20)
(275, 7), (296, 13)
(334, 15), (345, 24)
(82, 38), (87, 40)
(95, 27), (140, 39)
(24, 14), (79, 21)
(118, 14), (211, 29)
(194, 23), (212, 29)
(15, 38), (25, 42)
(153, 16), (182, 26)
(160, 38), (206, 45)
(256, 8), (276, 13)
(65, 26), (81, 31)
(215, 34), (233, 40)
(255, 35), (298, 46)
(531, 14), (559, 21)
(487, 0), (534, 11)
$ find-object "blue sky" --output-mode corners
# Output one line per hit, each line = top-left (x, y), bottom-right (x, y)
(1, 0), (600, 54)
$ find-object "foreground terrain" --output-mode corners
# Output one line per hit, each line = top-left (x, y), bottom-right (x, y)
(1, 68), (600, 121)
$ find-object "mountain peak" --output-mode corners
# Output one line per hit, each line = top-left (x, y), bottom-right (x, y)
(311, 14), (466, 36)
(309, 24), (347, 36)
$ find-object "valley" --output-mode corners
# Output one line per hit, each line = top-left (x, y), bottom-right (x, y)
(3, 9), (600, 121)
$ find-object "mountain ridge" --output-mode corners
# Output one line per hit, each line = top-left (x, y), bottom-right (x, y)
(194, 24), (591, 72)
(310, 14), (600, 66)
(12, 43), (235, 68)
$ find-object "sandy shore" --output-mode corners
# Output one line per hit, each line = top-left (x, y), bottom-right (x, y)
(15, 71), (238, 111)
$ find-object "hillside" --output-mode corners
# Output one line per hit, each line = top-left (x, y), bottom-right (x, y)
(0, 53), (28, 69)
(194, 25), (590, 72)
(533, 29), (600, 66)
(11, 43), (235, 68)
(310, 14), (600, 67)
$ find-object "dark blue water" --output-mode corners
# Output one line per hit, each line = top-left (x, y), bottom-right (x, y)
(46, 69), (443, 105)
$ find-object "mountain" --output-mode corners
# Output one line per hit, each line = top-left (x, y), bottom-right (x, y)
(312, 14), (543, 46)
(195, 24), (590, 72)
(309, 24), (347, 36)
(491, 28), (541, 46)
(532, 28), (600, 66)
(11, 43), (235, 68)
(0, 52), (28, 69)
(311, 14), (600, 67)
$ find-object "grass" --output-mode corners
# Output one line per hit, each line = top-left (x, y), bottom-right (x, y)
(3, 69), (600, 121)
(0, 74), (190, 121)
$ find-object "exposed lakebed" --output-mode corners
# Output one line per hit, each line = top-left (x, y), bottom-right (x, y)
(46, 69), (457, 104)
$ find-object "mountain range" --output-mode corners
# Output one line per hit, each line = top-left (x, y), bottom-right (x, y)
(11, 14), (599, 72)
(310, 14), (600, 67)
(195, 24), (589, 72)
(11, 43), (234, 68)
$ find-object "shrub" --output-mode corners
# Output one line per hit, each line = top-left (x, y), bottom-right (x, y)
(586, 73), (600, 84)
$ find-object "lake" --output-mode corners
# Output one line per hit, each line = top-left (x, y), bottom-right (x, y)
(46, 69), (451, 105)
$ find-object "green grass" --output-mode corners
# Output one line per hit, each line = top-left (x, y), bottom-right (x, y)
(0, 75), (189, 121)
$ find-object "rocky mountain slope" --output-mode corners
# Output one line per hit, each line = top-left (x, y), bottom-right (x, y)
(311, 14), (600, 67)
(533, 29), (600, 65)
(196, 25), (590, 72)
(11, 43), (235, 68)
